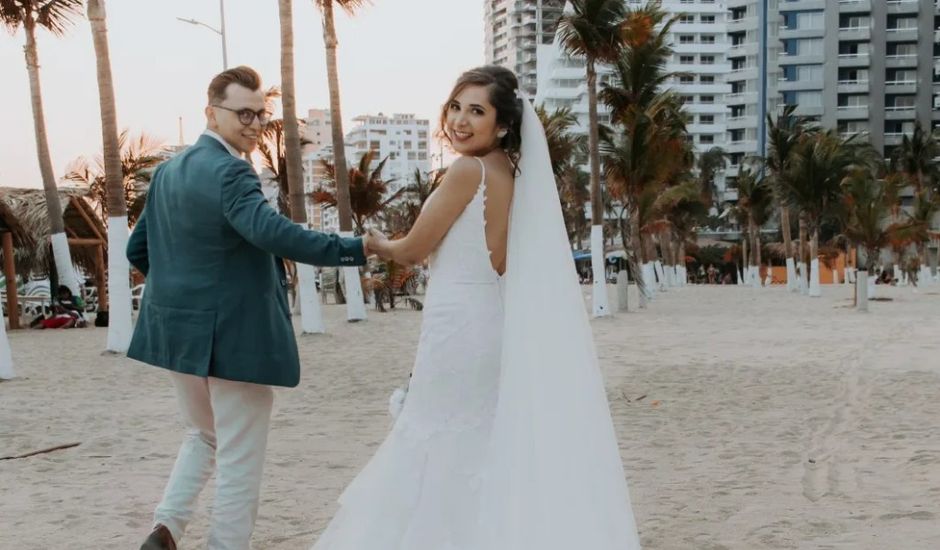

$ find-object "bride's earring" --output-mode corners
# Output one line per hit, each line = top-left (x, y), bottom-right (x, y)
(497, 130), (507, 139)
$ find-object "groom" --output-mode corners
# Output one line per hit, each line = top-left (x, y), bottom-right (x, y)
(127, 66), (368, 550)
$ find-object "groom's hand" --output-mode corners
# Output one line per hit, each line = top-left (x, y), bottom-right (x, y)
(366, 228), (391, 259)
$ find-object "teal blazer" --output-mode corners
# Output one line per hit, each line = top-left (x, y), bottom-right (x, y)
(126, 134), (364, 387)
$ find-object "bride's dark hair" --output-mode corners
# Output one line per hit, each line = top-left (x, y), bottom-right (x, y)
(438, 65), (523, 174)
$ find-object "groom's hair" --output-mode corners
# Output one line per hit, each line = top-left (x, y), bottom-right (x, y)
(207, 66), (262, 104)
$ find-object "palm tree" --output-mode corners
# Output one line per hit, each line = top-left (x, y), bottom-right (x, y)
(88, 0), (131, 351)
(314, 0), (368, 320)
(537, 104), (587, 249)
(840, 168), (893, 310)
(394, 167), (443, 230)
(599, 3), (683, 124)
(765, 105), (813, 291)
(65, 131), (164, 224)
(696, 146), (727, 213)
(778, 131), (875, 296)
(312, 150), (403, 234)
(655, 180), (708, 285)
(278, 0), (326, 332)
(2, 0), (83, 295)
(556, 0), (627, 316)
(257, 119), (314, 217)
(733, 165), (774, 287)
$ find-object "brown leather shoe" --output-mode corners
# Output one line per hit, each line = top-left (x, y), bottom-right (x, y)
(140, 524), (176, 550)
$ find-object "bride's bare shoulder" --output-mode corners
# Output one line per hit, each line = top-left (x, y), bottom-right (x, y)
(480, 152), (515, 185)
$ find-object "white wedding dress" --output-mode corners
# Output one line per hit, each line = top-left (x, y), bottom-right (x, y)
(313, 99), (641, 550)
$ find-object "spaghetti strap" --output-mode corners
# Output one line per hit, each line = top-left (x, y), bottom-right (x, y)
(474, 156), (486, 190)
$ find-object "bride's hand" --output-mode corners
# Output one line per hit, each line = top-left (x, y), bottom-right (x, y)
(366, 228), (391, 259)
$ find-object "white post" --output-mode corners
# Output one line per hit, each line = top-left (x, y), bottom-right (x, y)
(297, 262), (325, 333)
(641, 262), (655, 300)
(339, 230), (367, 322)
(50, 232), (80, 296)
(843, 266), (851, 285)
(0, 313), (14, 380)
(893, 264), (902, 286)
(832, 267), (839, 285)
(809, 258), (821, 297)
(868, 272), (877, 299)
(764, 267), (772, 287)
(616, 269), (629, 312)
(654, 260), (666, 291)
(856, 270), (869, 312)
(590, 226), (609, 317)
(785, 257), (797, 292)
(106, 217), (133, 353)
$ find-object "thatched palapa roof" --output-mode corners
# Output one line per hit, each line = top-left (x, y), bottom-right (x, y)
(0, 187), (106, 278)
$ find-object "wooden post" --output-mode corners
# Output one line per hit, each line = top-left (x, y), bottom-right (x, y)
(95, 244), (108, 312)
(2, 232), (18, 330)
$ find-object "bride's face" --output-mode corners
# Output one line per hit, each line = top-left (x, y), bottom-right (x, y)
(445, 85), (503, 156)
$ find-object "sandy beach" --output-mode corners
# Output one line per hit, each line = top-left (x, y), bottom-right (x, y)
(2, 284), (939, 549)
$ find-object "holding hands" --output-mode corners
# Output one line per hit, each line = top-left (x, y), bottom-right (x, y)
(363, 227), (391, 259)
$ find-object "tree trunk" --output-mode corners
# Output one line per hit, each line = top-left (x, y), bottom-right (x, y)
(23, 17), (78, 295)
(780, 205), (792, 258)
(320, 0), (352, 232)
(280, 0), (307, 225)
(88, 0), (133, 352)
(281, 0), (325, 332)
(585, 59), (609, 316)
(797, 212), (808, 293)
(320, 1), (365, 321)
(809, 227), (821, 297)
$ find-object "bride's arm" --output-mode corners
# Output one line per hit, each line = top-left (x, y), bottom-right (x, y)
(372, 157), (482, 265)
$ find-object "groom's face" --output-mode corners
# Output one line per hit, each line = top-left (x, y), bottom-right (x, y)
(206, 83), (267, 154)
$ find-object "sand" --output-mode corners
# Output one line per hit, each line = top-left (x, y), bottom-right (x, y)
(1, 284), (939, 549)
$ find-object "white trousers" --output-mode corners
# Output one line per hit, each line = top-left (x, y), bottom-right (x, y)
(154, 372), (274, 550)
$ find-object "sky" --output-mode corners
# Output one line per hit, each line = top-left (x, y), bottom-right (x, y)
(0, 0), (484, 187)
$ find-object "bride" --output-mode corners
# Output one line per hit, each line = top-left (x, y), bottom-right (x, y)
(312, 65), (641, 550)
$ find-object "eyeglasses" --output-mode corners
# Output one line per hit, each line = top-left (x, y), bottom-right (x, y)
(212, 104), (272, 127)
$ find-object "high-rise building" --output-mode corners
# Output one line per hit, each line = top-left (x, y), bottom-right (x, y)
(775, 0), (939, 159)
(344, 113), (431, 195)
(302, 108), (332, 155)
(485, 0), (565, 96)
(725, 0), (778, 183)
(535, 0), (736, 203)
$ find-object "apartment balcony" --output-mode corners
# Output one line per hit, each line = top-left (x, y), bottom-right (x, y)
(837, 79), (871, 94)
(885, 28), (919, 42)
(838, 0), (872, 13)
(885, 54), (918, 68)
(838, 52), (871, 68)
(727, 16), (757, 34)
(838, 26), (871, 41)
(673, 83), (730, 95)
(884, 79), (918, 95)
(779, 0), (826, 11)
(884, 132), (906, 146)
(836, 105), (870, 119)
(724, 91), (758, 105)
(793, 105), (824, 117)
(885, 106), (917, 120)
(726, 115), (758, 130)
(885, 0), (920, 15)
(679, 62), (733, 74)
(689, 103), (730, 115)
(550, 66), (584, 80)
(726, 66), (759, 81)
(779, 53), (825, 67)
(779, 27), (826, 41)
(726, 42), (759, 58)
(778, 79), (824, 92)
(674, 42), (729, 55)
